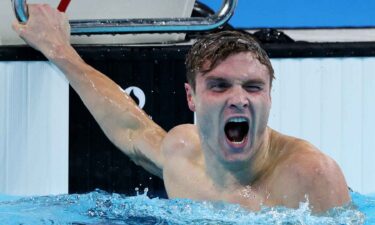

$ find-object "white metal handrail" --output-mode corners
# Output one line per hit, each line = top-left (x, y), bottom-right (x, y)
(12, 0), (237, 35)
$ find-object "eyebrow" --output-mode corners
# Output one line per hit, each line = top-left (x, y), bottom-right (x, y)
(205, 76), (229, 83)
(243, 79), (266, 85)
(205, 75), (266, 85)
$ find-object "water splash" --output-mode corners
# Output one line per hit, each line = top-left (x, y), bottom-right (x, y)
(0, 189), (368, 225)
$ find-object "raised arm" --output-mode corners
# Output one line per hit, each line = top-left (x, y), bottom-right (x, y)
(12, 4), (166, 178)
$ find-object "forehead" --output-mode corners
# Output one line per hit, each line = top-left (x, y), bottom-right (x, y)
(198, 52), (270, 82)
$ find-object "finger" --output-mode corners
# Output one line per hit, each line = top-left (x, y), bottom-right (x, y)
(27, 4), (38, 15)
(28, 4), (52, 17)
(12, 20), (27, 36)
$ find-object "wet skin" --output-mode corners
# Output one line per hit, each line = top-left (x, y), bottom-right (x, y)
(163, 52), (275, 209)
(13, 4), (350, 213)
(186, 52), (271, 165)
(163, 53), (349, 211)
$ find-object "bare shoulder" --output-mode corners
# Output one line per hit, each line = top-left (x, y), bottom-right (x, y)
(161, 124), (201, 161)
(268, 134), (350, 212)
(161, 124), (203, 183)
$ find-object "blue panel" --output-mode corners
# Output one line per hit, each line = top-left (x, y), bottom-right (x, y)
(200, 0), (375, 28)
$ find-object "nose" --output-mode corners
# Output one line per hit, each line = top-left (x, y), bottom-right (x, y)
(228, 86), (249, 110)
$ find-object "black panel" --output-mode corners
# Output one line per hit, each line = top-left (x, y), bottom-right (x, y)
(69, 47), (192, 197)
(264, 41), (375, 58)
(2, 41), (375, 61)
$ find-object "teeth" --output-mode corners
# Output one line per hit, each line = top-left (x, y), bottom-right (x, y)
(228, 117), (247, 123)
(231, 139), (245, 144)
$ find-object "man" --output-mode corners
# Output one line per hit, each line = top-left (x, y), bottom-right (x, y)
(13, 4), (349, 212)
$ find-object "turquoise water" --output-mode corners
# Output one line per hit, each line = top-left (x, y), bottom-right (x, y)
(0, 189), (372, 224)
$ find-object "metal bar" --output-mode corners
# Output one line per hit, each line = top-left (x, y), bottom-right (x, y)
(12, 0), (237, 35)
(12, 0), (28, 23)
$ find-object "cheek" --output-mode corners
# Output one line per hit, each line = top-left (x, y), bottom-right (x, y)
(195, 97), (222, 134)
(195, 111), (217, 143)
(254, 96), (271, 121)
(195, 103), (216, 125)
(262, 97), (272, 113)
(195, 93), (220, 112)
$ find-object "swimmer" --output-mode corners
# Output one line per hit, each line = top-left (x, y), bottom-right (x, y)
(13, 4), (350, 212)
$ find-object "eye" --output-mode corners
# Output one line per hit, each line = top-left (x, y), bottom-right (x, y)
(244, 85), (262, 92)
(208, 81), (231, 92)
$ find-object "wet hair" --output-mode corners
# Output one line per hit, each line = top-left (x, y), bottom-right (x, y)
(185, 30), (275, 91)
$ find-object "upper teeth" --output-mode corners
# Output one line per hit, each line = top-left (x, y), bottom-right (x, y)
(228, 117), (247, 123)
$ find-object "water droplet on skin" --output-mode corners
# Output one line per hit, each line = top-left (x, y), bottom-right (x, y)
(239, 185), (253, 198)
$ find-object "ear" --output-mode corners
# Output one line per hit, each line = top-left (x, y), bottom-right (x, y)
(184, 83), (196, 112)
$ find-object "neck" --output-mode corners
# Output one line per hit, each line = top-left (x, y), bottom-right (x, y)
(203, 128), (272, 191)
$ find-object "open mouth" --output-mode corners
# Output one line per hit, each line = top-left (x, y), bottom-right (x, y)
(224, 117), (249, 144)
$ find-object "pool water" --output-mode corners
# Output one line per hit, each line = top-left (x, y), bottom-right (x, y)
(0, 189), (372, 224)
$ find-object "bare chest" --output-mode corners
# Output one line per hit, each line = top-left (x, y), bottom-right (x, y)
(163, 162), (272, 211)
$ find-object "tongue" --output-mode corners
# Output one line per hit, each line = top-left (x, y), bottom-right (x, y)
(227, 128), (242, 142)
(225, 122), (247, 142)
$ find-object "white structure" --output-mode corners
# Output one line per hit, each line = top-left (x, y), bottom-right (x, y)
(0, 0), (195, 45)
(0, 62), (69, 195)
(269, 57), (375, 194)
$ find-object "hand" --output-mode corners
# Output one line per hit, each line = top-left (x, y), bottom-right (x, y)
(12, 4), (71, 59)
